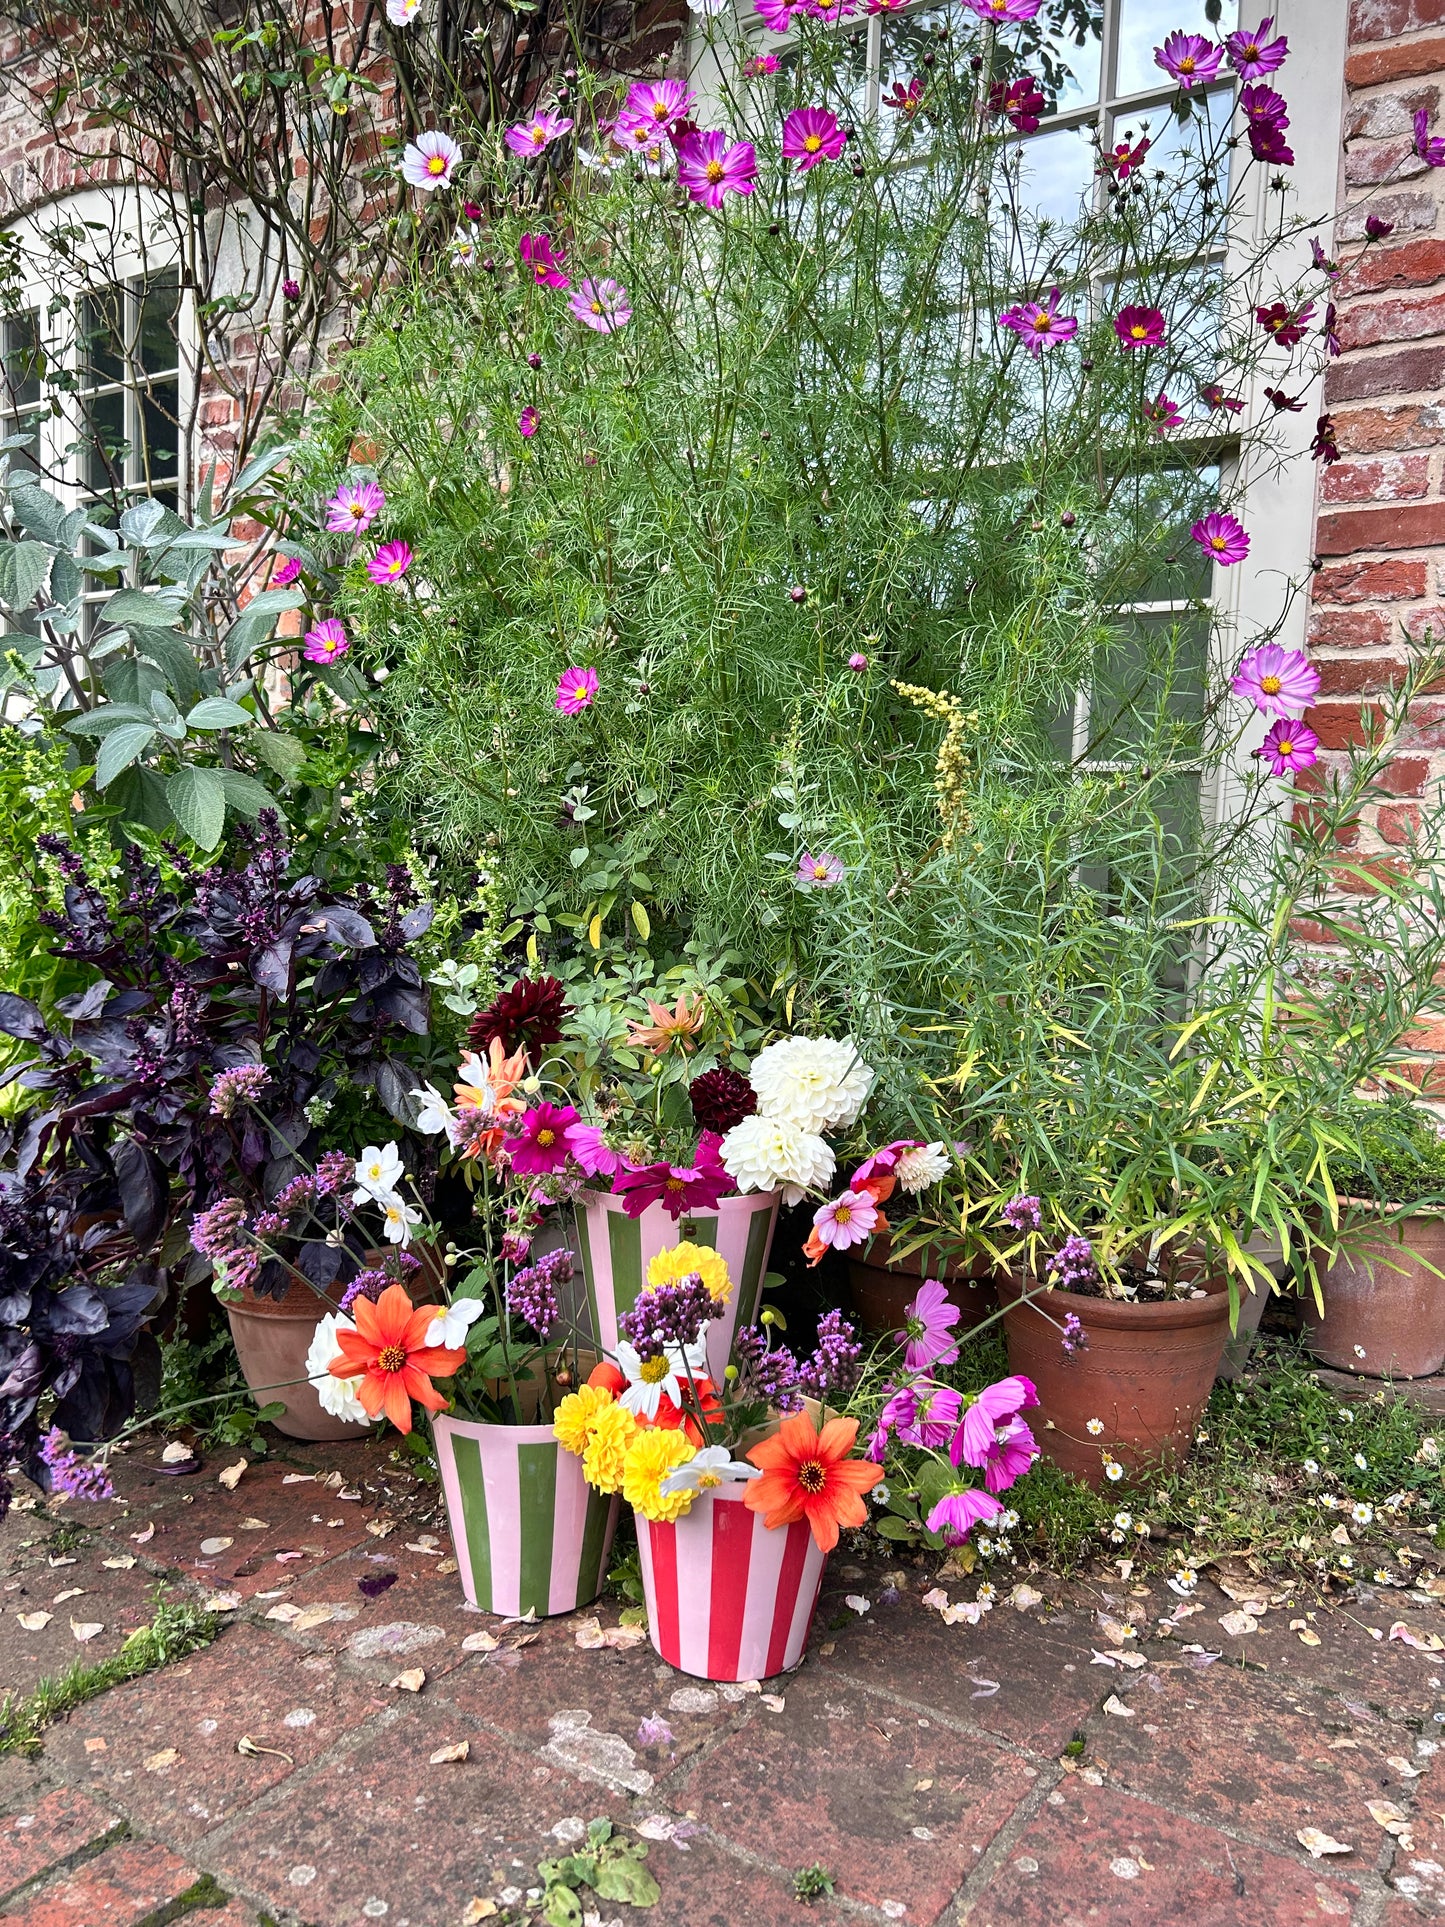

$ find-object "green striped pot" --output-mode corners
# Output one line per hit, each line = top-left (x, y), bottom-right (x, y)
(433, 1415), (619, 1618)
(575, 1188), (782, 1381)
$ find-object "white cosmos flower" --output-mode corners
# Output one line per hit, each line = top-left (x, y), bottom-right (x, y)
(305, 1313), (368, 1425)
(660, 1444), (762, 1497)
(354, 1141), (405, 1202)
(401, 129), (462, 192)
(746, 1035), (874, 1135)
(376, 1190), (423, 1246)
(413, 1083), (455, 1136)
(719, 1113), (835, 1207)
(386, 0), (423, 18)
(615, 1338), (708, 1421)
(425, 1298), (486, 1348)
(893, 1141), (951, 1193)
(450, 227), (480, 268)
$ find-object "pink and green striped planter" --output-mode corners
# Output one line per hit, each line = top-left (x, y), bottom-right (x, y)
(433, 1414), (619, 1619)
(576, 1188), (782, 1383)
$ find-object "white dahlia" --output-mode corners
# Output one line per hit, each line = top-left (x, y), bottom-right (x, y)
(719, 1114), (836, 1207)
(305, 1313), (369, 1425)
(746, 1036), (875, 1135)
(894, 1141), (951, 1194)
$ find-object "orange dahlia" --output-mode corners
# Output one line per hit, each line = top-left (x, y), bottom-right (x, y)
(329, 1283), (466, 1433)
(744, 1411), (883, 1552)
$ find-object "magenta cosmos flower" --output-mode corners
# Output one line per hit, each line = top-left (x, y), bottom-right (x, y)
(401, 130), (462, 191)
(848, 651), (868, 670)
(886, 1381), (963, 1450)
(1255, 718), (1319, 777)
(303, 617), (349, 665)
(623, 78), (695, 133)
(782, 107), (847, 173)
(555, 666), (598, 713)
(1114, 305), (1165, 350)
(325, 480), (384, 534)
(1143, 392), (1182, 436)
(519, 406), (538, 438)
(926, 1485), (1002, 1544)
(271, 555), (302, 587)
(998, 287), (1078, 357)
(1230, 644), (1320, 718)
(520, 232), (569, 289)
(951, 1374), (1040, 1492)
(1199, 382), (1244, 415)
(989, 75), (1046, 133)
(614, 1137), (731, 1220)
(897, 1279), (962, 1372)
(1226, 15), (1288, 79)
(564, 1121), (629, 1179)
(961, 0), (1042, 20)
(509, 1101), (580, 1176)
(366, 540), (412, 586)
(1154, 31), (1223, 89)
(811, 1189), (879, 1253)
(504, 111), (574, 159)
(796, 850), (845, 890)
(1416, 108), (1445, 168)
(755, 0), (803, 28)
(1192, 511), (1250, 567)
(745, 52), (780, 76)
(677, 131), (758, 207)
(569, 278), (631, 333)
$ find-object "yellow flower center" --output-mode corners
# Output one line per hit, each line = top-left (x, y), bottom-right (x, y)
(696, 1470), (722, 1489)
(536, 1128), (556, 1147)
(1179, 55), (1196, 72)
(651, 102), (669, 122)
(834, 1202), (853, 1224)
(639, 1355), (671, 1384)
(351, 503), (367, 519)
(797, 1459), (826, 1493)
(427, 155), (446, 173)
(1260, 674), (1282, 695)
(665, 1176), (687, 1193)
(378, 1344), (407, 1373)
(804, 135), (823, 152)
(530, 126), (546, 144)
(1277, 737), (1295, 756)
(591, 300), (603, 314)
(1210, 536), (1227, 551)
(1130, 324), (1148, 338)
(705, 160), (725, 183)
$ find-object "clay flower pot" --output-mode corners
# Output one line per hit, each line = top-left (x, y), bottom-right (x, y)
(225, 1278), (356, 1443)
(1303, 1210), (1445, 1379)
(998, 1272), (1232, 1488)
(845, 1228), (997, 1338)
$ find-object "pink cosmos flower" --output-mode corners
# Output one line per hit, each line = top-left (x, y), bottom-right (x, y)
(1323, 303), (1340, 356)
(1255, 717), (1319, 777)
(677, 131), (758, 208)
(1256, 299), (1314, 347)
(325, 480), (384, 534)
(755, 0), (803, 28)
(1239, 82), (1288, 128)
(564, 1121), (629, 1179)
(623, 79), (695, 132)
(504, 111), (574, 159)
(1231, 644), (1320, 718)
(1226, 15), (1288, 79)
(1415, 108), (1445, 168)
(1251, 115), (1294, 165)
(795, 850), (845, 890)
(303, 617), (349, 664)
(782, 107), (847, 173)
(1191, 511), (1250, 567)
(1114, 305), (1165, 350)
(614, 1136), (732, 1220)
(401, 130), (463, 191)
(989, 75), (1045, 133)
(555, 666), (598, 713)
(745, 52), (781, 76)
(366, 540), (412, 586)
(810, 1189), (879, 1253)
(1100, 134), (1151, 180)
(848, 652), (869, 670)
(520, 233), (569, 289)
(1199, 383), (1244, 415)
(519, 406), (539, 438)
(509, 1101), (580, 1176)
(568, 278), (631, 333)
(883, 78), (925, 119)
(612, 114), (674, 161)
(1143, 392), (1182, 436)
(1155, 30), (1223, 90)
(881, 1380), (963, 1451)
(272, 555), (302, 587)
(800, 0), (860, 23)
(961, 0), (1042, 20)
(864, 0), (907, 12)
(1311, 238), (1339, 278)
(926, 1485), (1002, 1544)
(951, 1374), (1040, 1492)
(897, 1279), (962, 1372)
(998, 287), (1078, 357)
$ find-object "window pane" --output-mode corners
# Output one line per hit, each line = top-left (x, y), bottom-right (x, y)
(138, 273), (180, 377)
(881, 5), (954, 93)
(82, 388), (128, 496)
(80, 289), (126, 390)
(1116, 0), (1234, 97)
(1089, 611), (1209, 755)
(1, 312), (43, 478)
(140, 383), (180, 484)
(1021, 0), (1104, 113)
(1014, 122), (1094, 225)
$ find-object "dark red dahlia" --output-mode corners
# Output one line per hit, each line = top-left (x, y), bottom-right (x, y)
(467, 974), (568, 1056)
(689, 1066), (758, 1134)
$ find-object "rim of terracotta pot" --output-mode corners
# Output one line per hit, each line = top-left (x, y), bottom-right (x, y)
(997, 1269), (1230, 1332)
(1334, 1196), (1445, 1221)
(229, 1278), (341, 1317)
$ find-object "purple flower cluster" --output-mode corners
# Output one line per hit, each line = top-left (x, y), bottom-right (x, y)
(733, 1326), (805, 1413)
(1051, 1234), (1096, 1292)
(619, 1274), (718, 1355)
(339, 1252), (420, 1314)
(188, 1197), (259, 1292)
(507, 1247), (575, 1340)
(798, 1310), (863, 1401)
(208, 1064), (270, 1118)
(1001, 1194), (1042, 1231)
(1061, 1311), (1088, 1361)
(39, 1427), (115, 1502)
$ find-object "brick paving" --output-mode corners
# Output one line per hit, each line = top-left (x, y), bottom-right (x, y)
(2, 1437), (1444, 1926)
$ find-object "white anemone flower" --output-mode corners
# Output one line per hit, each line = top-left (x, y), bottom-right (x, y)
(660, 1444), (763, 1497)
(305, 1313), (368, 1424)
(893, 1141), (951, 1193)
(719, 1113), (835, 1207)
(412, 1083), (455, 1136)
(376, 1191), (423, 1246)
(354, 1141), (405, 1202)
(615, 1337), (708, 1421)
(746, 1035), (874, 1134)
(425, 1298), (486, 1349)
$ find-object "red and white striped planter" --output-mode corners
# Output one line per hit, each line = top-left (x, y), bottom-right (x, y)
(434, 1414), (619, 1618)
(575, 1188), (781, 1384)
(634, 1488), (827, 1681)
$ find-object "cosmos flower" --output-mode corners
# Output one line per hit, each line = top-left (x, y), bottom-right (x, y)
(810, 1189), (879, 1253)
(1364, 215), (1394, 240)
(961, 0), (1042, 19)
(898, 1279), (962, 1372)
(754, 0), (804, 26)
(386, 0), (423, 19)
(1114, 304), (1165, 349)
(925, 1484), (1003, 1543)
(1416, 107), (1445, 168)
(1256, 300), (1315, 347)
(883, 77), (925, 118)
(271, 554), (302, 586)
(564, 1121), (629, 1179)
(1311, 414), (1341, 465)
(303, 617), (349, 664)
(745, 52), (781, 75)
(1143, 392), (1182, 436)
(1198, 383), (1244, 415)
(519, 406), (539, 438)
(568, 278), (631, 332)
(325, 480), (384, 533)
(1155, 30), (1223, 90)
(782, 107), (847, 173)
(520, 232), (569, 288)
(555, 666), (598, 712)
(988, 74), (1046, 134)
(796, 850), (846, 890)
(401, 129), (462, 190)
(998, 286), (1078, 357)
(848, 651), (869, 670)
(951, 1375), (1040, 1493)
(504, 111), (574, 159)
(450, 226), (480, 268)
(1191, 511), (1250, 567)
(1226, 15), (1288, 79)
(676, 130), (758, 207)
(1100, 134), (1151, 180)
(1230, 644), (1320, 718)
(614, 1139), (733, 1219)
(1249, 117), (1294, 166)
(367, 540), (412, 586)
(623, 78), (695, 132)
(509, 1101), (581, 1176)
(1239, 82), (1288, 128)
(1255, 717), (1319, 776)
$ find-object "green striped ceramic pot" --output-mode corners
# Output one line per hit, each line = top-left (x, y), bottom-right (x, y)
(433, 1415), (619, 1618)
(576, 1189), (782, 1381)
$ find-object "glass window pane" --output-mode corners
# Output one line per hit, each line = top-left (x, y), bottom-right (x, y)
(1013, 122), (1094, 225)
(881, 5), (955, 92)
(140, 384), (180, 484)
(1118, 83), (1232, 186)
(1116, 0), (1234, 98)
(1089, 611), (1209, 754)
(80, 289), (126, 390)
(138, 273), (180, 377)
(82, 389), (128, 496)
(1019, 0), (1104, 113)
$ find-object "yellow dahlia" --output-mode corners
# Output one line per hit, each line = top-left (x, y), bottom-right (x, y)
(581, 1400), (638, 1494)
(623, 1428), (697, 1522)
(553, 1383), (614, 1458)
(647, 1240), (733, 1304)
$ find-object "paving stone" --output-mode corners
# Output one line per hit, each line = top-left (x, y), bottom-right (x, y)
(273, 1537), (478, 1667)
(669, 1665), (1038, 1919)
(1384, 1732), (1445, 1913)
(0, 1556), (182, 1681)
(965, 1775), (1360, 1926)
(0, 1837), (199, 1925)
(42, 1622), (385, 1845)
(622, 1828), (833, 1927)
(0, 1790), (121, 1902)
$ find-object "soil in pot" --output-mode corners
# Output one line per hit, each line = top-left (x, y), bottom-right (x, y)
(846, 1229), (997, 1338)
(998, 1271), (1232, 1488)
(1303, 1210), (1445, 1379)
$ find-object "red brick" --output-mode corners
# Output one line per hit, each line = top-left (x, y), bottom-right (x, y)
(1314, 555), (1430, 601)
(1303, 702), (1386, 747)
(1380, 800), (1424, 842)
(1309, 606), (1392, 648)
(1348, 31), (1445, 83)
(1380, 755), (1431, 792)
(1341, 237), (1445, 297)
(0, 1840), (199, 1926)
(0, 1794), (120, 1904)
(1317, 500), (1445, 554)
(1320, 453), (1432, 500)
(1338, 190), (1439, 242)
(1406, 604), (1445, 641)
(1314, 655), (1406, 695)
(1345, 137), (1425, 187)
(1335, 401), (1445, 453)
(1340, 290), (1445, 350)
(1326, 343), (1445, 402)
(1335, 851), (1412, 891)
(1351, 0), (1445, 35)
(1345, 84), (1440, 141)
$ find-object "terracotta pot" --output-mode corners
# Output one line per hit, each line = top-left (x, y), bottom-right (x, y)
(998, 1272), (1232, 1488)
(1303, 1211), (1445, 1379)
(846, 1228), (997, 1338)
(225, 1278), (360, 1443)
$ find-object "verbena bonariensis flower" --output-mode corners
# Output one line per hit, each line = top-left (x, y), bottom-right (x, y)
(520, 232), (569, 288)
(998, 287), (1078, 357)
(782, 107), (847, 173)
(1256, 299), (1314, 347)
(508, 1247), (574, 1339)
(677, 131), (758, 207)
(734, 1325), (805, 1412)
(799, 1309), (864, 1401)
(504, 112), (573, 159)
(303, 618), (349, 665)
(402, 129), (462, 190)
(623, 78), (695, 132)
(1255, 718), (1319, 776)
(209, 1063), (269, 1117)
(1114, 304), (1165, 349)
(569, 280), (631, 333)
(1226, 15), (1288, 79)
(1154, 30), (1223, 89)
(39, 1428), (115, 1502)
(1051, 1233), (1096, 1291)
(897, 1279), (962, 1371)
(951, 1376), (1039, 1492)
(926, 1485), (1001, 1543)
(619, 1274), (718, 1355)
(988, 75), (1045, 133)
(1416, 107), (1445, 168)
(325, 481), (384, 534)
(1191, 511), (1250, 567)
(555, 666), (598, 712)
(367, 541), (412, 586)
(1001, 1193), (1042, 1231)
(1060, 1310), (1087, 1359)
(1230, 644), (1320, 718)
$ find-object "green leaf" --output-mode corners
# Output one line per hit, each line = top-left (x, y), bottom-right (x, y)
(223, 587), (302, 673)
(593, 1857), (659, 1908)
(63, 704), (153, 738)
(118, 498), (167, 546)
(631, 900), (651, 941)
(185, 697), (253, 730)
(252, 1400), (286, 1422)
(94, 722), (158, 789)
(100, 586), (186, 629)
(250, 730), (307, 779)
(0, 539), (53, 610)
(874, 1516), (918, 1541)
(216, 769), (274, 820)
(541, 1885), (584, 1927)
(6, 484), (66, 543)
(166, 765), (227, 848)
(131, 630), (201, 701)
